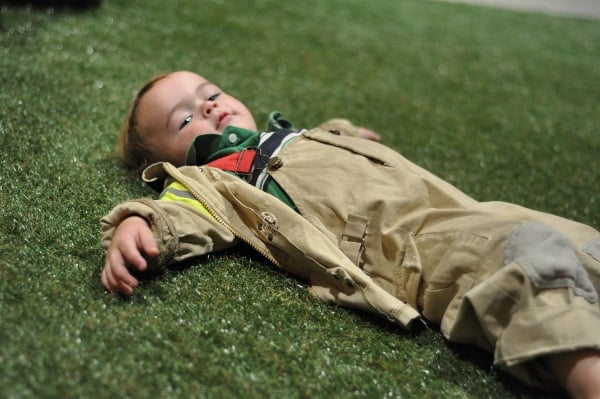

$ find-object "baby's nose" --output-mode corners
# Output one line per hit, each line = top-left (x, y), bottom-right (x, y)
(201, 100), (218, 117)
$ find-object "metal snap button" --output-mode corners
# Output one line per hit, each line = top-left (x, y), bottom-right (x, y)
(267, 156), (283, 170)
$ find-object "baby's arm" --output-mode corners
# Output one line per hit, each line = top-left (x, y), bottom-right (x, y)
(101, 216), (158, 296)
(101, 193), (238, 296)
(357, 126), (381, 141)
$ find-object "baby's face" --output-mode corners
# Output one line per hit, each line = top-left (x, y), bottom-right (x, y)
(137, 71), (257, 166)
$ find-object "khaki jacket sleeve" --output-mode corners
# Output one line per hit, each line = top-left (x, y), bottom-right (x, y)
(100, 198), (238, 272)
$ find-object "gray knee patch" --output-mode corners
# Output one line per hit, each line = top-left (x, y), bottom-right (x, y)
(504, 222), (598, 303)
(583, 237), (600, 262)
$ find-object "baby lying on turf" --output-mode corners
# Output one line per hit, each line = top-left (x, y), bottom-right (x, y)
(101, 71), (600, 398)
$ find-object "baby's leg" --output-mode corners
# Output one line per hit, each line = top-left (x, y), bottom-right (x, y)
(427, 216), (600, 393)
(545, 350), (600, 399)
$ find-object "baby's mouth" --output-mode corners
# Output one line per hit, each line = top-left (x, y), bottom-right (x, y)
(217, 113), (231, 129)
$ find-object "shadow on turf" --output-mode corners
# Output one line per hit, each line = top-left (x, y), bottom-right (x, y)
(448, 342), (565, 399)
(0, 0), (101, 9)
(95, 230), (565, 398)
(0, 0), (102, 33)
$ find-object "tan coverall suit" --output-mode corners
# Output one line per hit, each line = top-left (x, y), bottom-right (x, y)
(102, 121), (600, 389)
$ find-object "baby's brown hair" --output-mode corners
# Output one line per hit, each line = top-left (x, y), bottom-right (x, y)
(117, 74), (168, 170)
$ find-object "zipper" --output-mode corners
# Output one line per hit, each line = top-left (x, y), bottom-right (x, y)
(162, 166), (421, 328)
(165, 164), (281, 267)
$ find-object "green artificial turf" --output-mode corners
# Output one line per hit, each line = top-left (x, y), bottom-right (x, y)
(1, 0), (599, 398)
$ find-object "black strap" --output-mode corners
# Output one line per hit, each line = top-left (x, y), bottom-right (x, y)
(249, 129), (294, 186)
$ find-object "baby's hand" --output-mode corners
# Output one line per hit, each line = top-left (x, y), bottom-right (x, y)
(357, 126), (381, 141)
(101, 216), (159, 296)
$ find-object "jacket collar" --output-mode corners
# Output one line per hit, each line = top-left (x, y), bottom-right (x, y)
(184, 111), (295, 166)
(184, 126), (257, 166)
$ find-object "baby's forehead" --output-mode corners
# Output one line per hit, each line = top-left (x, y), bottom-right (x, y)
(158, 73), (221, 98)
(168, 70), (211, 85)
(147, 76), (211, 106)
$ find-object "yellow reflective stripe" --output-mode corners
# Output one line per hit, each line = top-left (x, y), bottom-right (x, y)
(159, 181), (213, 218)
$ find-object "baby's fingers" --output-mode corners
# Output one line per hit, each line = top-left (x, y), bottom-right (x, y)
(103, 249), (139, 293)
(115, 278), (136, 297)
(102, 266), (136, 296)
(137, 225), (160, 259)
(119, 237), (149, 272)
(357, 127), (381, 141)
(101, 216), (159, 296)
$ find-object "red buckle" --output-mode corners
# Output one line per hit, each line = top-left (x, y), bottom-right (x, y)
(206, 148), (257, 174)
